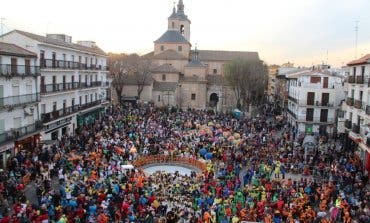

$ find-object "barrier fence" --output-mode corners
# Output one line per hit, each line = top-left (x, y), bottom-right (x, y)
(133, 155), (208, 172)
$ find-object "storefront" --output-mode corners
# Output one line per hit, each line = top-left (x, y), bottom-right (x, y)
(14, 133), (41, 154)
(77, 107), (105, 126)
(0, 143), (13, 170)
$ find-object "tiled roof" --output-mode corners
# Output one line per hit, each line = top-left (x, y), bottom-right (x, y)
(347, 54), (370, 66)
(153, 81), (178, 91)
(152, 63), (179, 73)
(154, 30), (190, 44)
(192, 50), (259, 61)
(0, 42), (37, 57)
(4, 30), (106, 56)
(151, 49), (188, 60)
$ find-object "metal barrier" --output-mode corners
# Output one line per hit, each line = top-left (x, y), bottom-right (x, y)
(133, 155), (208, 172)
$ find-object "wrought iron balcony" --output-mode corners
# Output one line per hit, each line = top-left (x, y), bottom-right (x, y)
(356, 76), (364, 84)
(348, 76), (356, 84)
(41, 81), (103, 94)
(352, 124), (360, 134)
(0, 93), (40, 109)
(346, 97), (354, 106)
(0, 64), (40, 77)
(366, 105), (370, 115)
(0, 121), (42, 145)
(354, 100), (362, 109)
(40, 59), (108, 71)
(344, 120), (352, 129)
(41, 100), (101, 123)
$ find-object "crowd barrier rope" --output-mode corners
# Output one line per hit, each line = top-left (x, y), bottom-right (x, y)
(132, 155), (208, 172)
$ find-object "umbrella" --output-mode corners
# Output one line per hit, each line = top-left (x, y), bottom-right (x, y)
(199, 148), (208, 156)
(205, 152), (213, 160)
(121, 164), (134, 170)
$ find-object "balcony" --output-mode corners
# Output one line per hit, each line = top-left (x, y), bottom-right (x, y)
(0, 93), (40, 109)
(41, 81), (103, 94)
(302, 117), (335, 123)
(40, 59), (108, 71)
(344, 120), (352, 129)
(348, 76), (356, 84)
(0, 64), (40, 77)
(356, 76), (364, 84)
(288, 96), (297, 103)
(287, 109), (297, 119)
(352, 124), (360, 134)
(41, 100), (101, 123)
(0, 121), (42, 145)
(354, 100), (363, 109)
(346, 97), (354, 106)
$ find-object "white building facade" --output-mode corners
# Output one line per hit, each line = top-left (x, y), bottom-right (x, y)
(1, 30), (109, 141)
(341, 54), (370, 171)
(0, 42), (42, 168)
(286, 67), (344, 136)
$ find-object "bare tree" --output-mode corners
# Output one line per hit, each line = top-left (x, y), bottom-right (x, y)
(224, 59), (268, 109)
(133, 58), (153, 99)
(109, 53), (140, 103)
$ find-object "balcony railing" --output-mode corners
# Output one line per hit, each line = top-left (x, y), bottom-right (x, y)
(354, 100), (363, 109)
(41, 81), (103, 94)
(302, 117), (335, 123)
(356, 76), (364, 84)
(344, 120), (352, 129)
(0, 121), (42, 145)
(40, 59), (108, 71)
(366, 105), (370, 115)
(348, 76), (356, 84)
(0, 64), (40, 77)
(346, 97), (354, 106)
(352, 124), (360, 134)
(287, 109), (297, 119)
(288, 96), (297, 103)
(41, 100), (101, 123)
(0, 93), (40, 108)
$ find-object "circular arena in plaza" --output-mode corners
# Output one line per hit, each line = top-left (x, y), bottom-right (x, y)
(132, 155), (207, 175)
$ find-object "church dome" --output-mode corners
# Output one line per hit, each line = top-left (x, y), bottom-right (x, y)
(154, 30), (190, 44)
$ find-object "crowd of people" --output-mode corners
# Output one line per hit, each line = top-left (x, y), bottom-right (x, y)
(0, 103), (369, 223)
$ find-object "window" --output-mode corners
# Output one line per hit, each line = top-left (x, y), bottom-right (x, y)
(310, 76), (321, 83)
(353, 67), (356, 76)
(71, 55), (74, 62)
(53, 102), (57, 111)
(79, 96), (82, 106)
(306, 108), (314, 121)
(191, 93), (196, 100)
(213, 69), (217, 74)
(172, 22), (175, 28)
(178, 46), (182, 52)
(361, 66), (365, 76)
(320, 109), (328, 122)
(90, 94), (93, 102)
(180, 25), (184, 34)
(162, 74), (166, 81)
(322, 93), (329, 106)
(95, 93), (97, 100)
(158, 95), (161, 102)
(160, 45), (164, 51)
(307, 92), (315, 105)
(41, 104), (45, 114)
(85, 95), (88, 103)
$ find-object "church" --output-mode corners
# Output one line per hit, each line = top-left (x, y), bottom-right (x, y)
(123, 0), (260, 111)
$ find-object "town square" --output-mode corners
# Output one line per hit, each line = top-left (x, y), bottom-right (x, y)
(0, 0), (369, 222)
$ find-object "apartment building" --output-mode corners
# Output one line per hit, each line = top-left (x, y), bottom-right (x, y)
(0, 42), (41, 168)
(1, 30), (109, 141)
(286, 65), (344, 136)
(341, 54), (370, 170)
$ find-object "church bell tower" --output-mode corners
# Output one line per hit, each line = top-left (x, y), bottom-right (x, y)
(168, 0), (191, 41)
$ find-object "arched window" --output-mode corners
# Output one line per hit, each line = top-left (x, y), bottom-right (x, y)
(180, 25), (184, 35)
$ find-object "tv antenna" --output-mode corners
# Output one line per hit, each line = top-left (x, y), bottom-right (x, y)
(355, 20), (359, 59)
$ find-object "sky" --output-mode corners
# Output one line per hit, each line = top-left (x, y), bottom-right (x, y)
(1, 0), (370, 67)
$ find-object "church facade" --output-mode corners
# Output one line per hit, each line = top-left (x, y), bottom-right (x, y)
(122, 0), (259, 111)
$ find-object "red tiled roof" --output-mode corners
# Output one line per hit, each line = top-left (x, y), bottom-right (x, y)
(347, 54), (370, 66)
